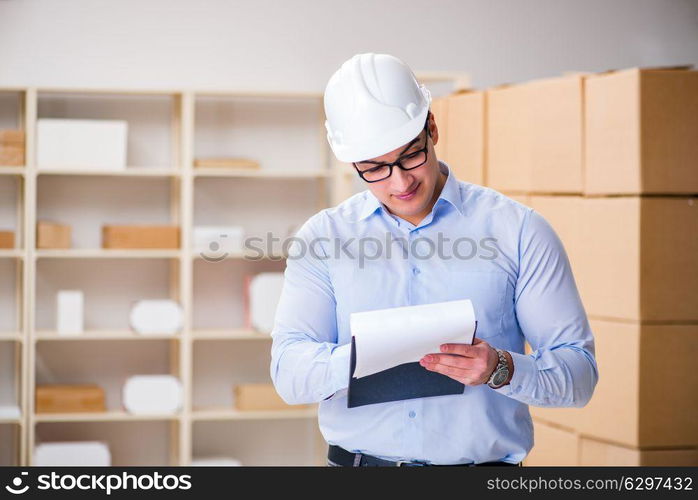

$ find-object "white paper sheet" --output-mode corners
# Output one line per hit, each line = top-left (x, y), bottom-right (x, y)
(350, 299), (476, 378)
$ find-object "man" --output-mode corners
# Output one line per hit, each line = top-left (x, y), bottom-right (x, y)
(270, 53), (598, 466)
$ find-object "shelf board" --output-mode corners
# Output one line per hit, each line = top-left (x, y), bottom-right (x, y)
(0, 416), (22, 425)
(35, 330), (180, 341)
(192, 250), (286, 261)
(0, 249), (23, 259)
(35, 249), (181, 259)
(0, 331), (22, 341)
(191, 407), (317, 421)
(193, 168), (328, 179)
(194, 89), (323, 99)
(37, 167), (180, 177)
(0, 166), (25, 175)
(34, 411), (180, 423)
(192, 328), (271, 341)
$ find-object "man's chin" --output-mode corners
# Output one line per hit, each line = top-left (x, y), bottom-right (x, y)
(386, 203), (425, 219)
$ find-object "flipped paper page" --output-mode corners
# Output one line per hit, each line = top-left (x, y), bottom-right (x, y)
(350, 299), (476, 378)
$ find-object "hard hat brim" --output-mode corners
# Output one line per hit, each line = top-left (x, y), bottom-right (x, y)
(329, 105), (430, 164)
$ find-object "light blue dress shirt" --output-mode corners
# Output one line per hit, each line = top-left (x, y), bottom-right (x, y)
(270, 161), (598, 465)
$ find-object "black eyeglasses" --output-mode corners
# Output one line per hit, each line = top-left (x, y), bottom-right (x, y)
(353, 118), (430, 183)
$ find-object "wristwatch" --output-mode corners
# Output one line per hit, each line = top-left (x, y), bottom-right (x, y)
(486, 348), (510, 389)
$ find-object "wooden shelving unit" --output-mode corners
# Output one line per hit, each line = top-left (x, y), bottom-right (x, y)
(0, 74), (465, 466)
(0, 86), (335, 467)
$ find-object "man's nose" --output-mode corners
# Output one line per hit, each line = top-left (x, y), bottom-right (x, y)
(390, 164), (414, 192)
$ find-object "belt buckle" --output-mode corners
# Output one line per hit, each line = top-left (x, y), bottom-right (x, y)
(396, 459), (428, 467)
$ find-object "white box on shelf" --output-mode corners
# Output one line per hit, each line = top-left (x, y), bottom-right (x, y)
(191, 457), (242, 466)
(0, 405), (21, 419)
(56, 290), (83, 336)
(129, 299), (182, 336)
(122, 375), (182, 415)
(37, 118), (128, 170)
(248, 272), (285, 333)
(34, 441), (111, 466)
(193, 226), (244, 256)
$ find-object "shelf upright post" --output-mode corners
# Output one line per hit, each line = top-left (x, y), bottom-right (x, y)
(22, 87), (37, 466)
(177, 91), (195, 465)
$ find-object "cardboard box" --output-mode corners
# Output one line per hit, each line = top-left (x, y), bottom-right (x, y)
(486, 75), (584, 194)
(0, 145), (25, 166)
(531, 319), (698, 448)
(36, 221), (71, 249)
(444, 91), (485, 185)
(0, 230), (14, 248)
(102, 225), (179, 249)
(36, 384), (106, 413)
(585, 67), (698, 195)
(430, 96), (449, 161)
(580, 437), (698, 466)
(233, 383), (309, 411)
(0, 129), (25, 144)
(581, 197), (697, 322)
(524, 419), (578, 466)
(486, 84), (529, 193)
(528, 75), (584, 193)
(530, 196), (698, 322)
(193, 158), (259, 169)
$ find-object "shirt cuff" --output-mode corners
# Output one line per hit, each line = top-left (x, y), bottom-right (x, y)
(324, 342), (352, 400)
(490, 350), (536, 397)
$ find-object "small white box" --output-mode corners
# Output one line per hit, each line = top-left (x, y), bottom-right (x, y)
(34, 441), (111, 466)
(57, 290), (83, 335)
(193, 226), (244, 256)
(37, 118), (128, 170)
(191, 456), (242, 466)
(249, 272), (285, 333)
(122, 375), (182, 415)
(129, 299), (182, 336)
(0, 405), (21, 419)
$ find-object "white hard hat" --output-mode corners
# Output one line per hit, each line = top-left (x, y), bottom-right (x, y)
(323, 53), (432, 163)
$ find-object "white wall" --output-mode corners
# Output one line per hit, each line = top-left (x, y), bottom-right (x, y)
(0, 0), (697, 90)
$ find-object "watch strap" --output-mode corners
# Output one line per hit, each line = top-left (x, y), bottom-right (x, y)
(486, 348), (508, 389)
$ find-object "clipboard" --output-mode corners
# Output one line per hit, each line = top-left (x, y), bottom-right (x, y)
(347, 321), (477, 408)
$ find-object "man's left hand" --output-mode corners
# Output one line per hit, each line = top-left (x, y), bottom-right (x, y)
(419, 338), (499, 386)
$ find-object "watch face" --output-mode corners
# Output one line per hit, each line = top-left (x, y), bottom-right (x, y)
(493, 369), (508, 386)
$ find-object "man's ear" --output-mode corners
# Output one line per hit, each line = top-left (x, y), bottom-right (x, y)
(428, 111), (439, 147)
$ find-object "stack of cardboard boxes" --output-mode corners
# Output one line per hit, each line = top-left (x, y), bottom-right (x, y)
(0, 129), (25, 166)
(433, 67), (698, 466)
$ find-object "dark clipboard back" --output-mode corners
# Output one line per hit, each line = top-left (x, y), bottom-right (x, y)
(346, 321), (477, 408)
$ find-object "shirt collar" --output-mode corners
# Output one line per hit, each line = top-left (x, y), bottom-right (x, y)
(355, 160), (463, 222)
(434, 160), (464, 216)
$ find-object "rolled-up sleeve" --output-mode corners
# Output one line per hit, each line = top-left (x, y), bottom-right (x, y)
(492, 209), (599, 408)
(270, 215), (351, 404)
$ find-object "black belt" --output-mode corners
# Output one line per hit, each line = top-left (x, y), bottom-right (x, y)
(328, 445), (521, 467)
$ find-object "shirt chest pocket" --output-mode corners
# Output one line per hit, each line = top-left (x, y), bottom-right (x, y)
(448, 270), (509, 340)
